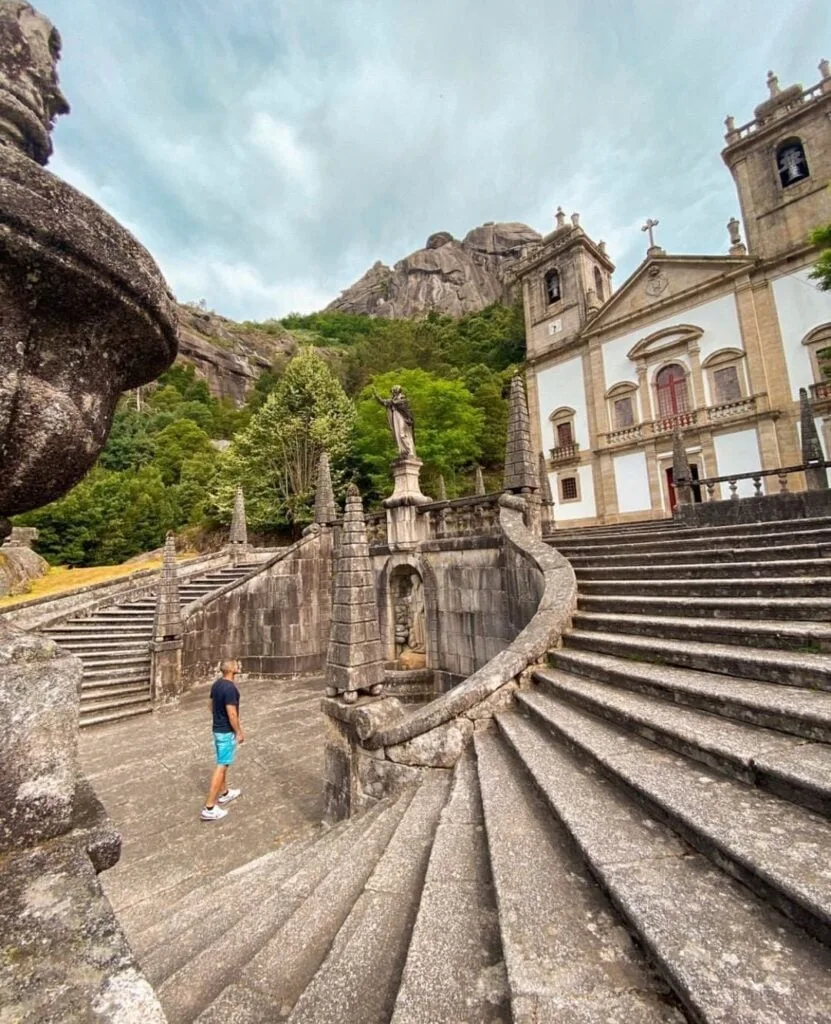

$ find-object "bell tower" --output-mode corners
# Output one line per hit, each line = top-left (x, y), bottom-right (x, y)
(514, 208), (615, 362)
(722, 62), (831, 261)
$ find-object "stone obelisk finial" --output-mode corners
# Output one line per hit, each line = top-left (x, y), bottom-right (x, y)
(437, 474), (448, 502)
(325, 484), (385, 704)
(503, 373), (537, 494)
(671, 430), (692, 507)
(228, 485), (248, 547)
(800, 388), (828, 490)
(474, 465), (486, 496)
(314, 451), (338, 525)
(154, 531), (182, 641)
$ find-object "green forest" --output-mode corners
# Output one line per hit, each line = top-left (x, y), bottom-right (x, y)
(18, 302), (526, 566)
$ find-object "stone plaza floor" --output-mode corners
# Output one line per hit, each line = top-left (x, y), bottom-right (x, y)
(80, 676), (325, 938)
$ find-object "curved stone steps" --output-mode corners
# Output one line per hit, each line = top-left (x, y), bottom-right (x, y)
(575, 558), (831, 580)
(496, 709), (831, 1023)
(578, 592), (831, 621)
(578, 576), (831, 599)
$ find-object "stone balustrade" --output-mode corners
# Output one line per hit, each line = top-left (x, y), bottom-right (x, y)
(810, 381), (831, 402)
(706, 395), (758, 423)
(549, 441), (580, 464)
(696, 460), (831, 503)
(604, 396), (762, 448)
(417, 494), (501, 540)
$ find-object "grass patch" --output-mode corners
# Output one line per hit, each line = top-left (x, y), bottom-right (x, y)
(0, 555), (194, 609)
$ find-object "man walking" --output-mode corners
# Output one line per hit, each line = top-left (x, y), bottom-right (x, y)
(200, 659), (244, 821)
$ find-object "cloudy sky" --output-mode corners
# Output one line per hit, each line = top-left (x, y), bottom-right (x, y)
(39, 0), (830, 322)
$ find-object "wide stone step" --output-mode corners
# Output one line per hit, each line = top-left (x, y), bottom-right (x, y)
(80, 693), (152, 721)
(78, 650), (151, 666)
(57, 619), (152, 630)
(80, 682), (150, 703)
(544, 649), (831, 744)
(496, 709), (831, 1023)
(571, 609), (831, 652)
(566, 541), (831, 568)
(474, 731), (682, 1022)
(578, 576), (831, 598)
(564, 628), (831, 690)
(82, 664), (151, 683)
(517, 690), (831, 946)
(284, 775), (450, 1024)
(43, 633), (150, 648)
(390, 749), (510, 1024)
(552, 514), (831, 543)
(80, 703), (153, 727)
(554, 525), (831, 559)
(158, 792), (414, 1023)
(534, 668), (831, 818)
(578, 592), (831, 622)
(575, 558), (831, 581)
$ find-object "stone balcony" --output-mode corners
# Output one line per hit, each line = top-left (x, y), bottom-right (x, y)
(603, 395), (761, 448)
(549, 441), (580, 464)
(809, 381), (831, 409)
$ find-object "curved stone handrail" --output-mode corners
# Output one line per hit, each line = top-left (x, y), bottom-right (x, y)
(363, 497), (577, 749)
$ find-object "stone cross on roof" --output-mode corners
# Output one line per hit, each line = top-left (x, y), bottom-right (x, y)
(642, 218), (659, 249)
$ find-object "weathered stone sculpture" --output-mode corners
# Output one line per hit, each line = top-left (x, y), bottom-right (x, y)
(228, 484), (249, 555)
(799, 388), (828, 490)
(0, 6), (176, 1015)
(503, 373), (538, 493)
(671, 430), (692, 506)
(0, 1), (177, 524)
(313, 451), (338, 526)
(375, 385), (416, 458)
(325, 484), (385, 704)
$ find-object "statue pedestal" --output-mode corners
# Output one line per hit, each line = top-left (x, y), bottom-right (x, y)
(383, 457), (431, 550)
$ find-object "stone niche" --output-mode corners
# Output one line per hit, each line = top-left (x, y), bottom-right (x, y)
(390, 564), (427, 670)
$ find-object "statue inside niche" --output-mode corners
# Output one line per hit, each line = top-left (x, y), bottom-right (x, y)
(392, 568), (427, 667)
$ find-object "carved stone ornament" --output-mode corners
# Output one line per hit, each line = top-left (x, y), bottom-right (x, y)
(644, 264), (669, 298)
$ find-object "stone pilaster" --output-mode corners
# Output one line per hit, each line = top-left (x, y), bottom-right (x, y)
(800, 388), (828, 490)
(672, 430), (692, 506)
(474, 466), (486, 496)
(325, 484), (385, 704)
(314, 451), (338, 526)
(503, 372), (538, 494)
(154, 531), (182, 641)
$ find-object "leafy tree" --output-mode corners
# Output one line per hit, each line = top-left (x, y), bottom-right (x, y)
(210, 350), (355, 529)
(353, 369), (484, 500)
(151, 420), (216, 486)
(810, 224), (831, 292)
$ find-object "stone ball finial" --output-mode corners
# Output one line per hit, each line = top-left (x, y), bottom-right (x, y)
(820, 58), (830, 80)
(555, 206), (566, 229)
(766, 70), (780, 97)
(571, 212), (581, 228)
(0, 2), (69, 165)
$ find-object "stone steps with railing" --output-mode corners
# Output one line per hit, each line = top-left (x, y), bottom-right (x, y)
(41, 560), (258, 727)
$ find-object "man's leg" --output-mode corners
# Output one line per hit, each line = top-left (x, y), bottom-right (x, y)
(205, 765), (227, 809)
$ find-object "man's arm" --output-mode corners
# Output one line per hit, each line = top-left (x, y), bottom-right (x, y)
(227, 703), (245, 743)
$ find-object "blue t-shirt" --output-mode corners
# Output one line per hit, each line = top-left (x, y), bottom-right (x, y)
(210, 678), (240, 733)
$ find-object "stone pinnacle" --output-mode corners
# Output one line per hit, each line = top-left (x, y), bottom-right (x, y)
(438, 474), (448, 502)
(671, 430), (692, 506)
(799, 388), (828, 490)
(324, 484), (385, 704)
(154, 531), (182, 641)
(538, 452), (554, 505)
(314, 451), (338, 526)
(503, 372), (537, 493)
(228, 485), (248, 548)
(474, 465), (486, 496)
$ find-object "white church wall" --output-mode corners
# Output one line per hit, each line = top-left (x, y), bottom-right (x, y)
(535, 355), (590, 450)
(600, 293), (744, 389)
(613, 451), (652, 514)
(713, 427), (761, 497)
(553, 465), (596, 522)
(771, 268), (831, 400)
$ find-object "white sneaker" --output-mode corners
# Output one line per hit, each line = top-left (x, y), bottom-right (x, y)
(200, 805), (228, 821)
(217, 788), (241, 805)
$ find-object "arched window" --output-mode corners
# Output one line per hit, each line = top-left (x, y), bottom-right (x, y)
(655, 364), (689, 417)
(776, 138), (810, 188)
(593, 266), (604, 302)
(544, 269), (561, 305)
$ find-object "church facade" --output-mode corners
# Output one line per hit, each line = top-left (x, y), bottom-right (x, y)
(519, 62), (831, 527)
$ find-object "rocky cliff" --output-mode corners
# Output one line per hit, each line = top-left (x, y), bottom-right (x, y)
(176, 304), (296, 406)
(327, 221), (541, 319)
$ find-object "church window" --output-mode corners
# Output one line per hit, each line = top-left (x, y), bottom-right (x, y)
(614, 396), (634, 428)
(545, 269), (561, 305)
(655, 364), (689, 417)
(593, 266), (604, 301)
(560, 476), (579, 501)
(802, 324), (831, 398)
(556, 421), (574, 447)
(713, 365), (741, 403)
(776, 138), (810, 188)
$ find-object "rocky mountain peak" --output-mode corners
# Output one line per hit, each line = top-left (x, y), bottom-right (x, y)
(327, 220), (541, 319)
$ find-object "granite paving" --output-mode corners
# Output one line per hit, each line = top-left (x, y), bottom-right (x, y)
(80, 677), (325, 936)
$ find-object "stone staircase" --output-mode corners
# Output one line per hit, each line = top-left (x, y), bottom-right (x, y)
(122, 514), (831, 1022)
(42, 562), (258, 727)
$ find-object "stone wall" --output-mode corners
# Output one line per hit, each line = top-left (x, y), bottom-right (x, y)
(182, 529), (333, 685)
(674, 489), (831, 526)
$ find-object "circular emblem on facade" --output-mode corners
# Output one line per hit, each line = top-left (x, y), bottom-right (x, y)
(645, 265), (669, 298)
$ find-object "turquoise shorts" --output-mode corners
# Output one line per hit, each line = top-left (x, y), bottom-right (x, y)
(213, 731), (237, 766)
